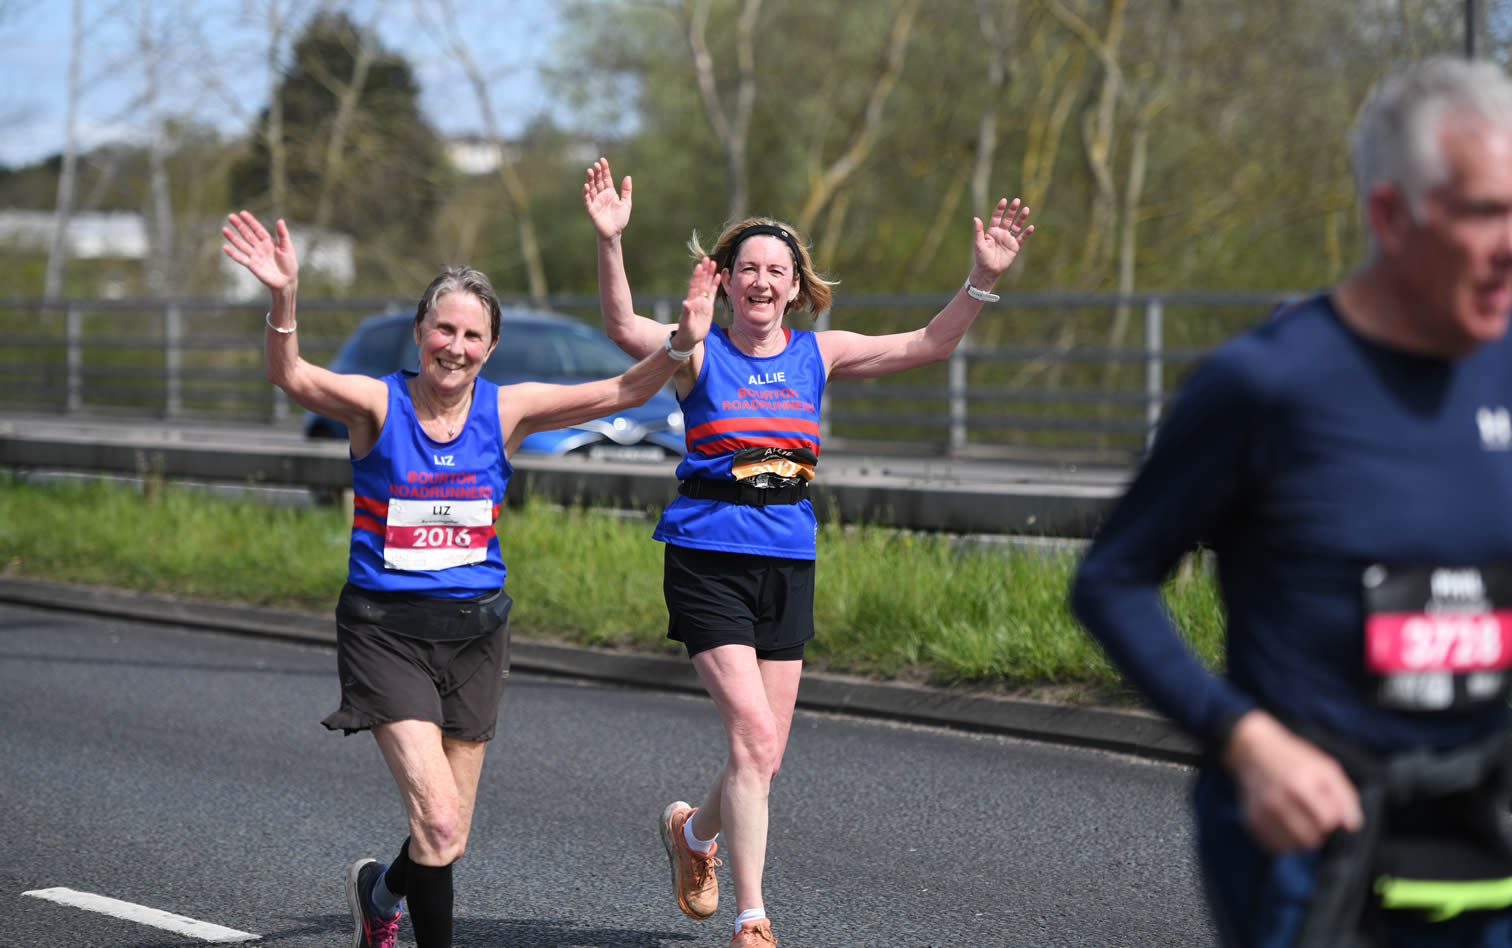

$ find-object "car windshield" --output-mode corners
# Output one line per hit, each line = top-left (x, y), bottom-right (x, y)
(340, 316), (417, 373)
(397, 319), (637, 381)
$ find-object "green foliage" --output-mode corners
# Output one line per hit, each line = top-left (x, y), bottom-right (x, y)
(0, 474), (1228, 694)
(0, 159), (65, 211)
(0, 0), (1499, 446)
(544, 0), (1487, 297)
(0, 0), (1490, 301)
(229, 10), (443, 275)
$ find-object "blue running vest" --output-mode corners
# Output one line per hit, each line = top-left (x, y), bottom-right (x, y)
(655, 325), (825, 558)
(348, 371), (511, 596)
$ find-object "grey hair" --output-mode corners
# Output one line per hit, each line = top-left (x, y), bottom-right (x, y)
(413, 266), (502, 343)
(1350, 56), (1512, 226)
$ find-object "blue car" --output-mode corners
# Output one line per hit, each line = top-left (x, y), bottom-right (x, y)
(303, 309), (685, 462)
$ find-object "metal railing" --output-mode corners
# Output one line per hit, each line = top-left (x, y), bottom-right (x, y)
(0, 290), (1295, 461)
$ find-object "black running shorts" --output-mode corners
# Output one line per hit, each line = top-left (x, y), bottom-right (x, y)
(322, 582), (512, 742)
(663, 543), (814, 661)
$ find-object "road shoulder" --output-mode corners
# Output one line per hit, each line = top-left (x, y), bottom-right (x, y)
(0, 575), (1199, 765)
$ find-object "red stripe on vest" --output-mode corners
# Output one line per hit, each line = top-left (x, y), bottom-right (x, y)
(685, 416), (822, 441)
(352, 513), (385, 536)
(353, 494), (388, 518)
(694, 435), (820, 456)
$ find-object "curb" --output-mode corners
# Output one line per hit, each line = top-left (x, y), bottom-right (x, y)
(0, 576), (1200, 765)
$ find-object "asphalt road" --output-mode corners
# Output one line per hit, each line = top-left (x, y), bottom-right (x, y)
(2, 605), (1214, 947)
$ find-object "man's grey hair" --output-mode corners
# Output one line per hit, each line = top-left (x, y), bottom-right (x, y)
(1350, 56), (1512, 225)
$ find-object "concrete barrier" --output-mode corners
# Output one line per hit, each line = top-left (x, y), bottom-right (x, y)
(0, 419), (1125, 537)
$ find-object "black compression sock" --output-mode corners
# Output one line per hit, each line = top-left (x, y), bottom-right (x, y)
(381, 838), (414, 896)
(403, 859), (454, 948)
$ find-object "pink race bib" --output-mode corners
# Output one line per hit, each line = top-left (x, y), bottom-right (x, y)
(1362, 565), (1512, 712)
(383, 498), (495, 572)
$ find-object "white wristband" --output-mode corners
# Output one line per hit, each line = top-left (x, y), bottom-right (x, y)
(663, 330), (694, 361)
(963, 280), (999, 303)
(265, 311), (296, 334)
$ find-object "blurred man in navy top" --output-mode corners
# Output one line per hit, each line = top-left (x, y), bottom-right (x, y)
(1073, 57), (1512, 947)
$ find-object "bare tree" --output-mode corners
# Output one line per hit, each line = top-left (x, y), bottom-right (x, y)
(419, 0), (550, 303)
(1102, 5), (1175, 400)
(1044, 0), (1124, 287)
(187, 0), (308, 220)
(686, 0), (762, 222)
(794, 0), (922, 239)
(306, 3), (385, 254)
(1042, 0), (1180, 427)
(970, 0), (1018, 219)
(46, 0), (209, 297)
(135, 0), (178, 296)
(261, 0), (305, 221)
(1018, 30), (1083, 212)
(901, 158), (971, 288)
(44, 0), (84, 299)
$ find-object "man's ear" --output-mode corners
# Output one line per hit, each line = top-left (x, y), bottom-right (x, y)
(1368, 183), (1416, 256)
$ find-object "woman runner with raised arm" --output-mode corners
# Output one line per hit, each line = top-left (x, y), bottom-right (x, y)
(583, 158), (1033, 947)
(223, 209), (716, 948)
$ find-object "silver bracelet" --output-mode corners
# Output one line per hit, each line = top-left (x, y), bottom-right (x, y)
(963, 279), (999, 303)
(663, 330), (694, 361)
(265, 310), (297, 334)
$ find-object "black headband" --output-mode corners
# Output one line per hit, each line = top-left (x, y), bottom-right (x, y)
(724, 224), (804, 285)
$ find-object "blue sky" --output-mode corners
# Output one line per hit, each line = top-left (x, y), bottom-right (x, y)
(0, 0), (564, 168)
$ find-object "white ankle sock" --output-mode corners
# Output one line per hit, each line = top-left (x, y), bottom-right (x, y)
(683, 816), (717, 853)
(734, 907), (767, 933)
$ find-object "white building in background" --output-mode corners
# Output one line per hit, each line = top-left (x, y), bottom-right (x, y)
(442, 136), (602, 176)
(0, 210), (355, 298)
(0, 211), (149, 259)
(445, 137), (517, 176)
(219, 228), (356, 300)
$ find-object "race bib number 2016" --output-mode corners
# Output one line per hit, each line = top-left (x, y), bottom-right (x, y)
(384, 498), (494, 571)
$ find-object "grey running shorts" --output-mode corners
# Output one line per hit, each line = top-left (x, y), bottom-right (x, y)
(322, 582), (512, 742)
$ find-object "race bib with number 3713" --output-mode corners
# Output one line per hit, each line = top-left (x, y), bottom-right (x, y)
(383, 498), (495, 572)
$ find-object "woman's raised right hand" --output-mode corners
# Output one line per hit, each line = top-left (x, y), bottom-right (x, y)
(221, 211), (299, 293)
(583, 157), (632, 240)
(675, 256), (718, 350)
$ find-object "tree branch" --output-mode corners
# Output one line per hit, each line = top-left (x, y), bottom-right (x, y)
(795, 0), (922, 235)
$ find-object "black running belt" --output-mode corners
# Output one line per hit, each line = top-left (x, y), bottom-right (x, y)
(678, 478), (808, 506)
(1293, 725), (1512, 947)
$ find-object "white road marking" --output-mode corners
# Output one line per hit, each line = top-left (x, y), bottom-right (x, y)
(23, 887), (260, 943)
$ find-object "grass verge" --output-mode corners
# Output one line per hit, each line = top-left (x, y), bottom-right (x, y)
(0, 473), (1225, 701)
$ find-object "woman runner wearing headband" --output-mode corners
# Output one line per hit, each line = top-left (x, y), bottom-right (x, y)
(583, 158), (1034, 947)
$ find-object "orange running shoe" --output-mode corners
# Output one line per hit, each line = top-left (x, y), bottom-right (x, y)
(730, 917), (777, 947)
(659, 800), (721, 919)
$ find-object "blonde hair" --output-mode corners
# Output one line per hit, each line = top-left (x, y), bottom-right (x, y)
(689, 217), (836, 315)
